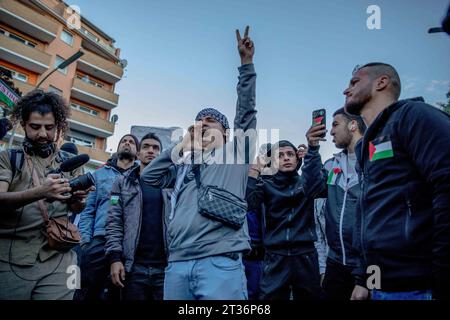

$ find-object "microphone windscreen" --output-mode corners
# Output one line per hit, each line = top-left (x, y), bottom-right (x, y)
(60, 154), (90, 172)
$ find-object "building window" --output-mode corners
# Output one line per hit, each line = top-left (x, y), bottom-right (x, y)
(70, 102), (99, 117)
(66, 136), (95, 148)
(60, 29), (74, 46)
(77, 74), (104, 88)
(0, 27), (36, 48)
(54, 56), (68, 74)
(48, 85), (62, 96)
(66, 129), (96, 148)
(1, 66), (28, 83)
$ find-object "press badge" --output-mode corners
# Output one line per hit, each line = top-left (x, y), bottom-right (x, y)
(110, 195), (119, 205)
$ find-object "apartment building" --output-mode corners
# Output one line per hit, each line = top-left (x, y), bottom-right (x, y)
(0, 0), (125, 170)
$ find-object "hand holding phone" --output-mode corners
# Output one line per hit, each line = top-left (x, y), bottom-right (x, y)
(312, 109), (326, 138)
(307, 109), (327, 147)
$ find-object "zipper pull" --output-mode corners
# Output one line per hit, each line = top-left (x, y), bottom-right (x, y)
(406, 200), (412, 216)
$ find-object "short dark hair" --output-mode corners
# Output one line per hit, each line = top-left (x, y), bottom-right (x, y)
(11, 89), (70, 137)
(140, 132), (162, 150)
(355, 62), (401, 100)
(333, 107), (367, 135)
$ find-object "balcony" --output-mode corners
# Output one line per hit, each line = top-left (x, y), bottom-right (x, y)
(77, 50), (123, 84)
(68, 107), (115, 138)
(0, 33), (51, 73)
(80, 27), (118, 61)
(0, 0), (58, 43)
(77, 144), (111, 165)
(12, 78), (35, 96)
(71, 77), (118, 110)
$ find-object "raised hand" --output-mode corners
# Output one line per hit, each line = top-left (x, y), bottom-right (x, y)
(180, 122), (203, 153)
(236, 26), (254, 65)
(306, 124), (327, 147)
(297, 144), (308, 159)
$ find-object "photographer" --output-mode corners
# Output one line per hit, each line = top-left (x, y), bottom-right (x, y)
(0, 90), (92, 300)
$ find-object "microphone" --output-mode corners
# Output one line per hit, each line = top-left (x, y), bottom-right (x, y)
(48, 154), (90, 174)
(59, 154), (90, 173)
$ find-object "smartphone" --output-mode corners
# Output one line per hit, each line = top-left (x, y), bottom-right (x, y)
(312, 109), (326, 138)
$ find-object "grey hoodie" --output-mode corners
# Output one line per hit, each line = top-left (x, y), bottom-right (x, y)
(303, 148), (360, 267)
(141, 63), (257, 262)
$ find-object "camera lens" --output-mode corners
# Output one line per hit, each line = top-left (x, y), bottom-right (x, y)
(69, 172), (94, 193)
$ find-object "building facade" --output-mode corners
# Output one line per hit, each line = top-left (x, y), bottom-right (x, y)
(0, 0), (124, 170)
(131, 126), (182, 151)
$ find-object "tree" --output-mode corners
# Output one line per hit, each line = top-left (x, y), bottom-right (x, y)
(437, 88), (450, 115)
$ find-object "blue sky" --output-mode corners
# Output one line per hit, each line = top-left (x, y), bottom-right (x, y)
(69, 0), (450, 160)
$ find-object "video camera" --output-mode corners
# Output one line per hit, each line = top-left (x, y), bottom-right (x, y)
(48, 153), (95, 193)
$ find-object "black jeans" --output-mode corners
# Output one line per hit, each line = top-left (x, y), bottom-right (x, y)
(75, 236), (119, 301)
(122, 263), (165, 300)
(259, 250), (321, 300)
(321, 258), (356, 300)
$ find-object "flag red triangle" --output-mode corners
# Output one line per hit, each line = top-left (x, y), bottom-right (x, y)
(369, 141), (376, 161)
(314, 116), (324, 124)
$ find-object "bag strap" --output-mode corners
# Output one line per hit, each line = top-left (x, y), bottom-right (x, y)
(24, 155), (50, 224)
(8, 149), (25, 181)
(192, 164), (202, 189)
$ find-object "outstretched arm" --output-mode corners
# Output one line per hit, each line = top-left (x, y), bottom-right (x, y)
(233, 26), (257, 163)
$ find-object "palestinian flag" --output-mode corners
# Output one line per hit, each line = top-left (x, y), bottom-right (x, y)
(313, 116), (324, 125)
(327, 167), (342, 185)
(110, 195), (119, 205)
(0, 79), (19, 109)
(369, 136), (394, 162)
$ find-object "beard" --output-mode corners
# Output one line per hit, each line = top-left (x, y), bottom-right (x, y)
(345, 87), (372, 116)
(117, 149), (135, 160)
(334, 128), (352, 149)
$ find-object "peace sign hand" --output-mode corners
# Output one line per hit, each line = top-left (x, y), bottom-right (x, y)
(236, 26), (254, 65)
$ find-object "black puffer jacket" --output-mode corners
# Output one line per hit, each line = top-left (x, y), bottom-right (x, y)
(246, 145), (327, 255)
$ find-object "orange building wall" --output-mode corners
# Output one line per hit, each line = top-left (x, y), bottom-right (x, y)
(96, 138), (106, 150)
(41, 26), (83, 102)
(0, 60), (38, 85)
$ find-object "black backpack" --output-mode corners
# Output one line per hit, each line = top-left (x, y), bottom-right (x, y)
(7, 148), (25, 181)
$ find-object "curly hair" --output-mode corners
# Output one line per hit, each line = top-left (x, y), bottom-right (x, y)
(11, 89), (70, 138)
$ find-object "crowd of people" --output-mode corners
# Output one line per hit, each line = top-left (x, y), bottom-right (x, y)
(0, 26), (449, 301)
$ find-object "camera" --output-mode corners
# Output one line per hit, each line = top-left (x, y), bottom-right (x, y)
(69, 172), (95, 193)
(48, 153), (94, 195)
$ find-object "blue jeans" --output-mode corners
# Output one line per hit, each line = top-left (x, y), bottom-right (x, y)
(122, 263), (165, 300)
(372, 289), (433, 300)
(164, 254), (248, 300)
(243, 259), (262, 300)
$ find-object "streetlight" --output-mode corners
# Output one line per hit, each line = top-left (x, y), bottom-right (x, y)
(36, 50), (84, 88)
